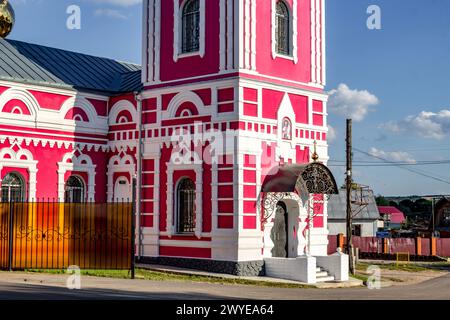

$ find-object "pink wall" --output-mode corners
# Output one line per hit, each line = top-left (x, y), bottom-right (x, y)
(255, 0), (312, 83)
(159, 0), (220, 82)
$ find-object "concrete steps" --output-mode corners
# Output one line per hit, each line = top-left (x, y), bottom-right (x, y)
(316, 266), (335, 283)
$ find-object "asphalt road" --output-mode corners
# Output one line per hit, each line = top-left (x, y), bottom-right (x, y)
(0, 271), (449, 300)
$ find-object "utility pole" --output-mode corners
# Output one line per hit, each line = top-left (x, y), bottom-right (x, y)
(346, 119), (355, 275)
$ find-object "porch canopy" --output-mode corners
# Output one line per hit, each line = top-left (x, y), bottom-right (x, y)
(261, 162), (339, 196)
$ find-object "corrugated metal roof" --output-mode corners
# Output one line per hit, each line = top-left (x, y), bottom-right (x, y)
(328, 189), (381, 221)
(0, 38), (142, 95)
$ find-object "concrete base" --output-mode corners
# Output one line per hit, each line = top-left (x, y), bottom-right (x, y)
(264, 256), (317, 284)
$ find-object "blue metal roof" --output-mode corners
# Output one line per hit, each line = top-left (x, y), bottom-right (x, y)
(0, 38), (142, 95)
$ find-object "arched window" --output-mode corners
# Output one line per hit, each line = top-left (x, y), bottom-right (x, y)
(182, 0), (200, 54)
(1, 172), (25, 203)
(282, 117), (292, 140)
(176, 178), (196, 233)
(275, 0), (291, 56)
(65, 176), (85, 203)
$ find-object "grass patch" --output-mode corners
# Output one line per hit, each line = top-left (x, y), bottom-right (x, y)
(356, 262), (432, 273)
(24, 268), (317, 289)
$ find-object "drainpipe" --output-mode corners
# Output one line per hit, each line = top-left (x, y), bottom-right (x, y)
(134, 91), (143, 260)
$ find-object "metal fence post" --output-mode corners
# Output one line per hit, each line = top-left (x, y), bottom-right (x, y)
(131, 177), (137, 279)
(8, 202), (14, 271)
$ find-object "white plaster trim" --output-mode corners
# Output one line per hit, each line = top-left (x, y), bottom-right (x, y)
(227, 0), (234, 70)
(166, 156), (203, 239)
(107, 154), (135, 202)
(154, 0), (161, 82)
(142, 0), (150, 83)
(173, 0), (206, 62)
(109, 99), (137, 125)
(219, 0), (226, 71)
(310, 0), (316, 83)
(164, 90), (206, 119)
(271, 0), (298, 64)
(58, 153), (96, 202)
(0, 147), (37, 201)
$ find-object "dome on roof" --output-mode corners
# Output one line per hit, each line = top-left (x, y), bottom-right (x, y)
(0, 0), (14, 38)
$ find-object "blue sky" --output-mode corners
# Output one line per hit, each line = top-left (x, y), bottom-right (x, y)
(7, 0), (450, 196)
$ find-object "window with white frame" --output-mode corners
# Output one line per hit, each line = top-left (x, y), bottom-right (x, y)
(275, 0), (291, 56)
(176, 178), (196, 233)
(182, 0), (200, 54)
(271, 0), (298, 63)
(1, 172), (25, 203)
(65, 175), (86, 203)
(173, 0), (205, 61)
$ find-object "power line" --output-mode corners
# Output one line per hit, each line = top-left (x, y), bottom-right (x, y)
(352, 147), (450, 185)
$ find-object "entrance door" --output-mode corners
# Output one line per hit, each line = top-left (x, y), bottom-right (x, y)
(271, 202), (288, 258)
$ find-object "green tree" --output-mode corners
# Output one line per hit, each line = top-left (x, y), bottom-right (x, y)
(375, 195), (389, 206)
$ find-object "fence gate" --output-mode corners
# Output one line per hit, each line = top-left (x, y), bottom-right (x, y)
(0, 202), (133, 270)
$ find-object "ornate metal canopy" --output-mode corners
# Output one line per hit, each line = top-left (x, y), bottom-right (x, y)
(261, 162), (339, 196)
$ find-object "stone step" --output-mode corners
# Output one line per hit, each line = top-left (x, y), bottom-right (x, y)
(316, 271), (329, 278)
(316, 276), (335, 283)
(316, 267), (321, 272)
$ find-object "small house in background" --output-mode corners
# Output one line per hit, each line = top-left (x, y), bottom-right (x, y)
(328, 187), (381, 237)
(378, 206), (406, 230)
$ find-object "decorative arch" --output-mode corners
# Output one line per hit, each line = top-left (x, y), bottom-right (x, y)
(58, 152), (96, 202)
(60, 96), (98, 125)
(106, 153), (135, 202)
(262, 162), (338, 196)
(64, 107), (90, 122)
(1, 99), (32, 115)
(165, 91), (205, 119)
(0, 88), (39, 121)
(109, 100), (137, 125)
(0, 147), (37, 201)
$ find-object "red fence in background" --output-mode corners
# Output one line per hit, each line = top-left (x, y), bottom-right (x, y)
(328, 234), (450, 258)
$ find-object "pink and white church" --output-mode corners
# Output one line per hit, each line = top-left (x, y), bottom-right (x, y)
(0, 0), (348, 283)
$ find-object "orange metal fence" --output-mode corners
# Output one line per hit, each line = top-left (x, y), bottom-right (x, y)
(0, 202), (133, 270)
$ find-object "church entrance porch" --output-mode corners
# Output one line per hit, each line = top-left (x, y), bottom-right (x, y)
(261, 162), (349, 284)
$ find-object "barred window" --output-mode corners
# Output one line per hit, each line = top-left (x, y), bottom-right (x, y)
(65, 176), (85, 203)
(177, 178), (196, 233)
(276, 1), (291, 56)
(182, 0), (200, 54)
(1, 172), (25, 203)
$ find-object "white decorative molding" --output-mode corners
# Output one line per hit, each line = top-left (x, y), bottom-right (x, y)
(173, 0), (206, 62)
(0, 147), (38, 201)
(276, 93), (297, 162)
(227, 0), (234, 70)
(311, 0), (316, 83)
(142, 0), (150, 83)
(109, 99), (137, 125)
(320, 0), (326, 85)
(271, 0), (298, 63)
(166, 153), (203, 239)
(57, 152), (96, 202)
(219, 0), (226, 71)
(107, 154), (135, 202)
(164, 90), (206, 119)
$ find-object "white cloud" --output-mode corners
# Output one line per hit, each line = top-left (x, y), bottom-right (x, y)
(94, 8), (128, 19)
(327, 125), (337, 142)
(369, 147), (417, 164)
(380, 109), (450, 140)
(89, 0), (142, 7)
(327, 83), (379, 122)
